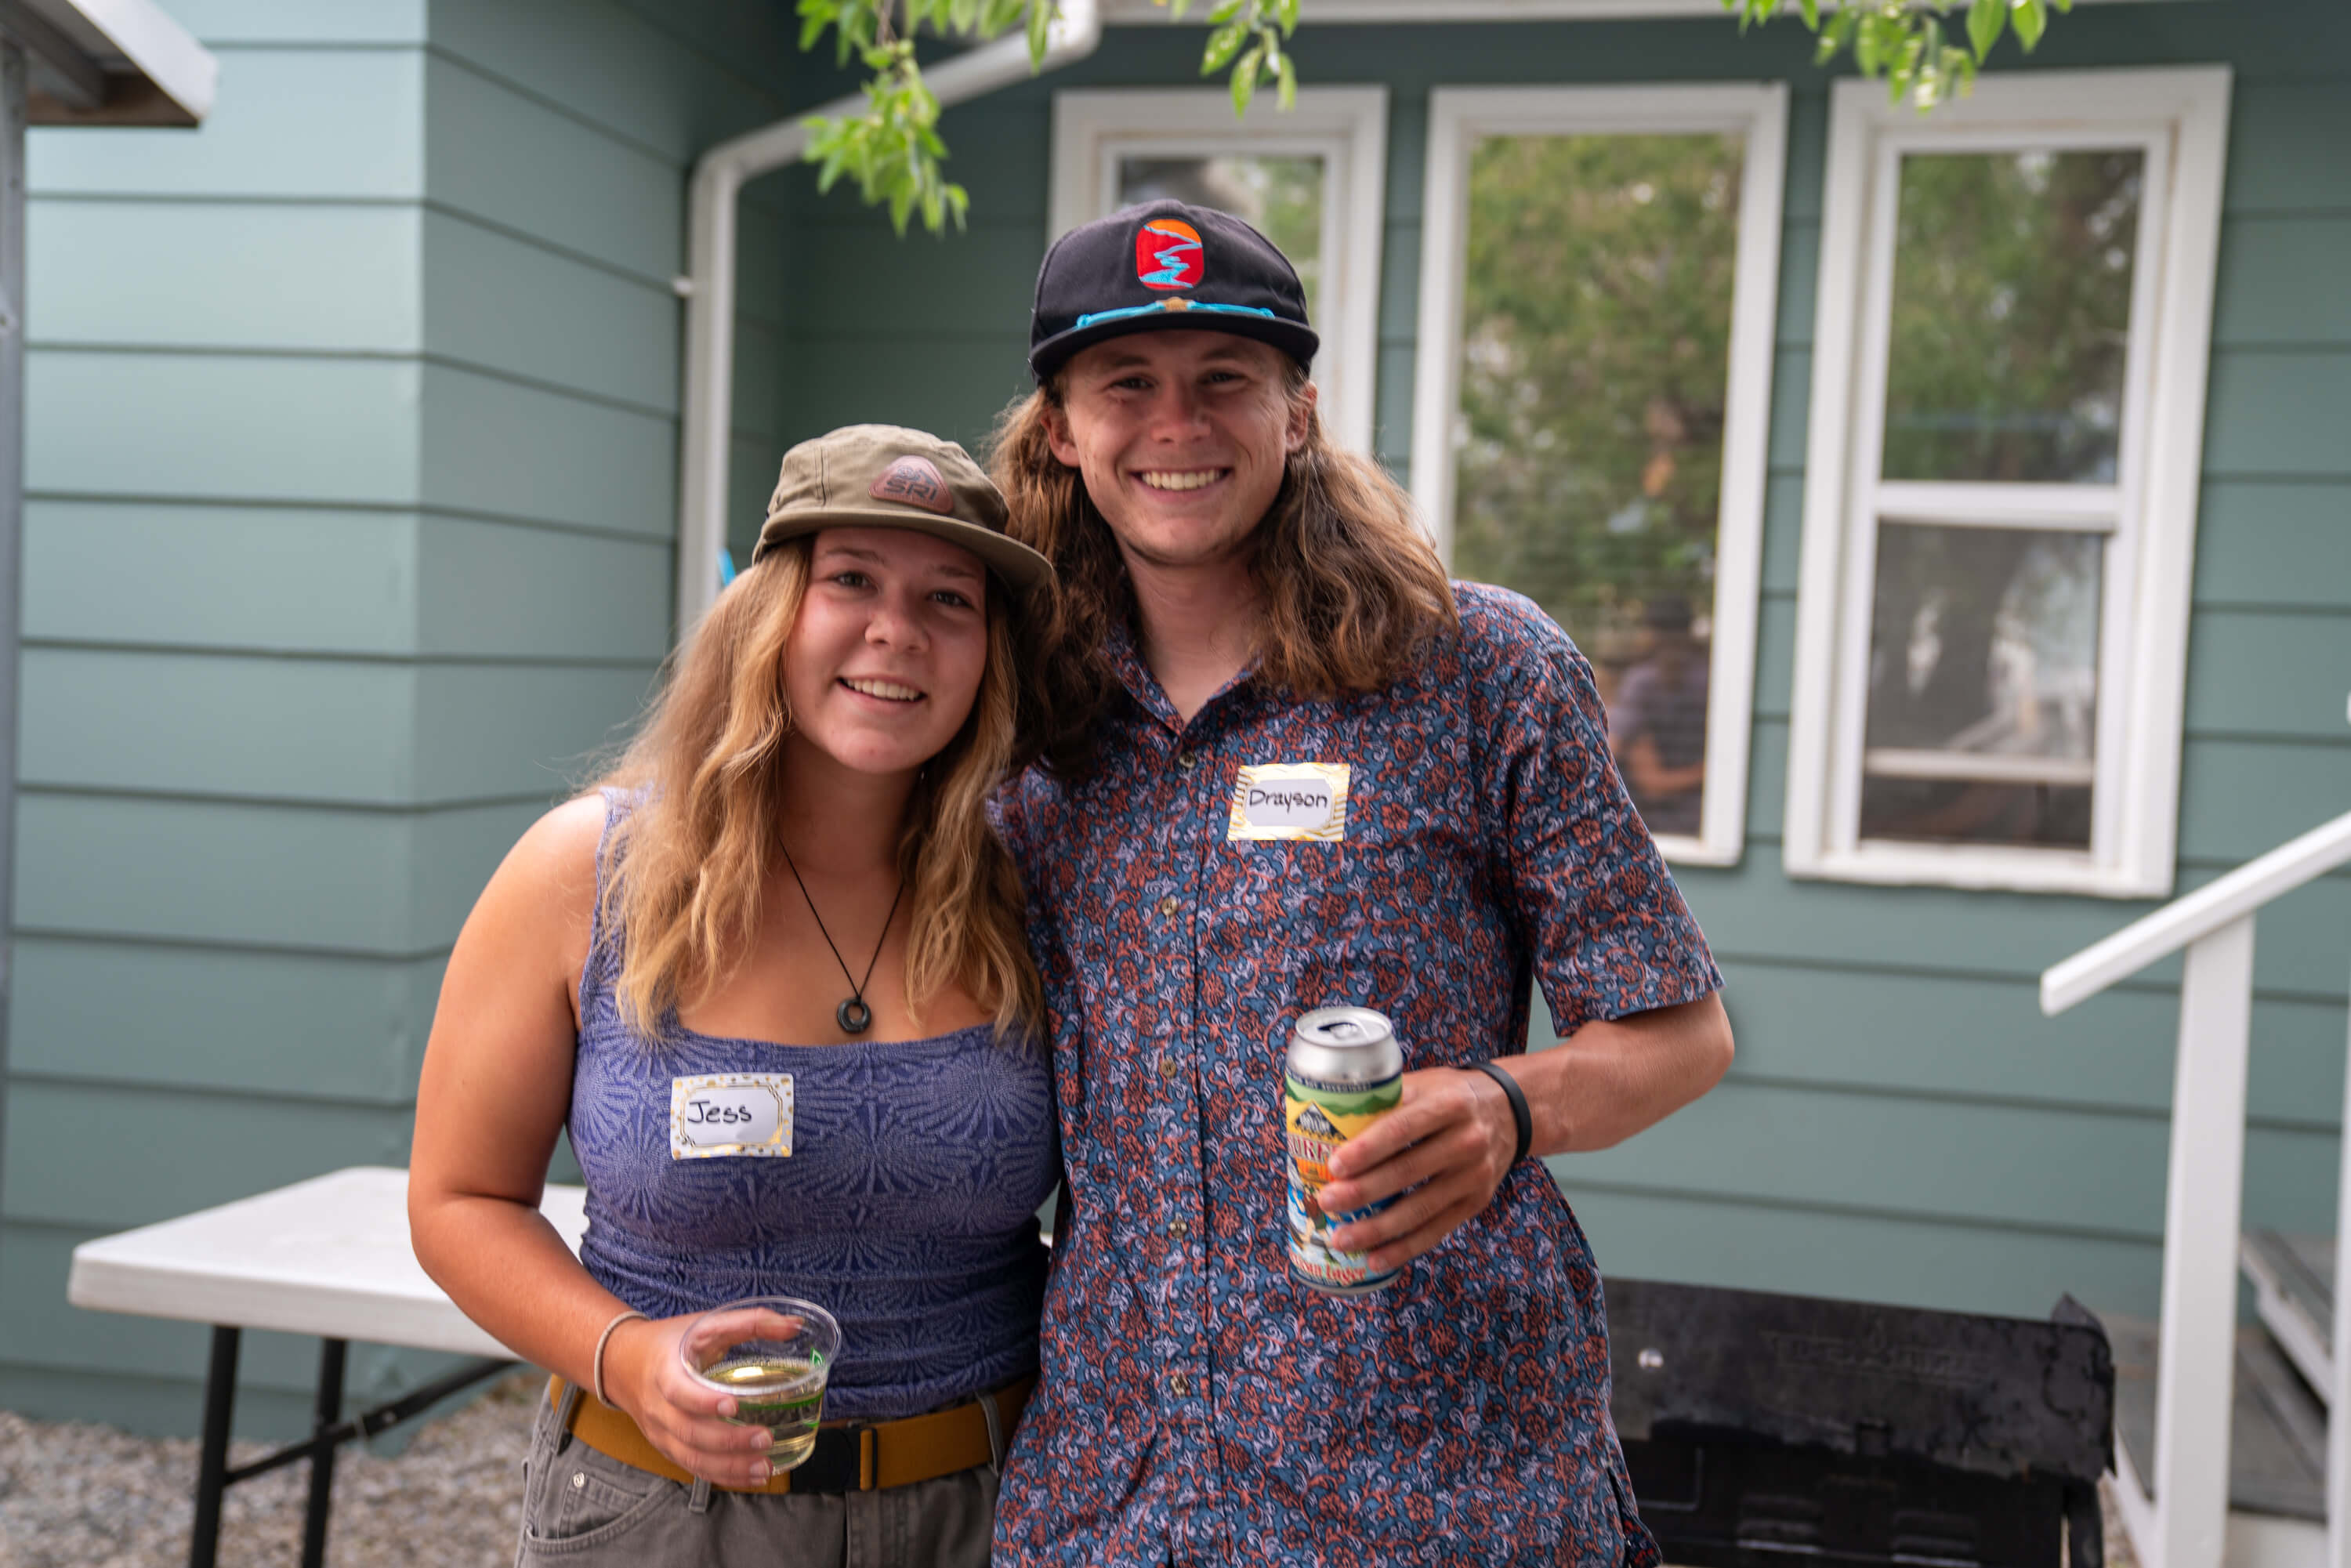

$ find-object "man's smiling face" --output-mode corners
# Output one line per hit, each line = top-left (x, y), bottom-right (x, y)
(1043, 331), (1314, 577)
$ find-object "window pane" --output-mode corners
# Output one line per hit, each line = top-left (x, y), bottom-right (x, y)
(1859, 778), (2093, 848)
(1860, 523), (2102, 849)
(1882, 149), (2143, 483)
(1448, 132), (1746, 838)
(1117, 156), (1325, 320)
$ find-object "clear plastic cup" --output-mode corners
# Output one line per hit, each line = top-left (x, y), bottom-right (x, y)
(677, 1296), (842, 1468)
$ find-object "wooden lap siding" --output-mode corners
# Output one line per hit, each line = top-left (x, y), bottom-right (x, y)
(0, 0), (795, 1438)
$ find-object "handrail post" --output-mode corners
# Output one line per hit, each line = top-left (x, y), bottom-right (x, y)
(2328, 943), (2351, 1568)
(2149, 913), (2255, 1568)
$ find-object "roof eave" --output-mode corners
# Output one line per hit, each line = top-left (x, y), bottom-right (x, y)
(6, 0), (214, 127)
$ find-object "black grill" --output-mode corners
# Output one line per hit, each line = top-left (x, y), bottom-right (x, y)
(1610, 1280), (2114, 1568)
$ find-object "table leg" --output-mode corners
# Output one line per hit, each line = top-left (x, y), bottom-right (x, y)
(299, 1338), (347, 1568)
(188, 1325), (241, 1568)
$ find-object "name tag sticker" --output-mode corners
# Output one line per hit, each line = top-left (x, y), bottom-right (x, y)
(669, 1074), (794, 1161)
(1228, 762), (1350, 842)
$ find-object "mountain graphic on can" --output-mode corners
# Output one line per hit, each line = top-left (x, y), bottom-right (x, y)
(1284, 1006), (1404, 1296)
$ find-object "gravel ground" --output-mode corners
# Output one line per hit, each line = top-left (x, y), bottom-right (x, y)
(0, 1374), (2140, 1567)
(0, 1372), (538, 1568)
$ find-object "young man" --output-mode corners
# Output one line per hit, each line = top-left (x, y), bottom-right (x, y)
(989, 201), (1733, 1567)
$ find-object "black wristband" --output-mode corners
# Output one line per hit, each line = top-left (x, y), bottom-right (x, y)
(1471, 1060), (1533, 1167)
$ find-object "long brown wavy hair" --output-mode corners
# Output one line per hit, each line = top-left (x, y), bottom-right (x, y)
(593, 536), (1041, 1039)
(990, 358), (1457, 777)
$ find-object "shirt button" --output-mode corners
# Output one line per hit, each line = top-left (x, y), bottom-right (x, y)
(1168, 1371), (1188, 1396)
(1176, 748), (1198, 771)
(1159, 1056), (1181, 1079)
(1172, 1219), (1190, 1238)
(1157, 894), (1180, 918)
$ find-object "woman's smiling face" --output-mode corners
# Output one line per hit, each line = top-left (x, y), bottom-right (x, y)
(781, 526), (991, 781)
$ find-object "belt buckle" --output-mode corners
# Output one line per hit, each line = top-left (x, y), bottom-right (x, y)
(789, 1425), (873, 1493)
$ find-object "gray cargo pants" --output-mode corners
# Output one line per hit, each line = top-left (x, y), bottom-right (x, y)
(515, 1383), (998, 1567)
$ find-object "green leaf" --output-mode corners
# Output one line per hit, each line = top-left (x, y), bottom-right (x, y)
(1965, 0), (2004, 58)
(2012, 0), (2047, 50)
(1201, 18), (1246, 72)
(1799, 0), (1820, 28)
(1277, 49), (1296, 110)
(1231, 42), (1262, 117)
(1027, 0), (1052, 64)
(797, 0), (837, 53)
(1207, 0), (1247, 20)
(1277, 0), (1300, 34)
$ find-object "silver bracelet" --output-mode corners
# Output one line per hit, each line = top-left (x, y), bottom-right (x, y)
(592, 1309), (647, 1409)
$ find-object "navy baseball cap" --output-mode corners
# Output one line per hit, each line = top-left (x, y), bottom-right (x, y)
(1027, 199), (1320, 383)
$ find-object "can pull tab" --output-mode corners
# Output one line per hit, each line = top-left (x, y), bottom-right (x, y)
(1324, 1021), (1360, 1041)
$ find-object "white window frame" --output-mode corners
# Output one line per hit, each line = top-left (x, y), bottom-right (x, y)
(1049, 86), (1389, 455)
(1783, 67), (2233, 899)
(1411, 83), (1789, 868)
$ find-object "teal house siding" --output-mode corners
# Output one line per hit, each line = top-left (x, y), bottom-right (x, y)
(773, 0), (2351, 1323)
(0, 0), (800, 1439)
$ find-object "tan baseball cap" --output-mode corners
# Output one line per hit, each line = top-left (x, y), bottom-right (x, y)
(752, 424), (1052, 597)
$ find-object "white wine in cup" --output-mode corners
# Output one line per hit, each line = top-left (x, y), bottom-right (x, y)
(679, 1297), (842, 1468)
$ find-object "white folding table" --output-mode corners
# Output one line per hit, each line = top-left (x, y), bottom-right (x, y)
(67, 1165), (587, 1568)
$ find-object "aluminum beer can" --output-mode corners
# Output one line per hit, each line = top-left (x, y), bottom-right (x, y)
(1284, 1005), (1406, 1295)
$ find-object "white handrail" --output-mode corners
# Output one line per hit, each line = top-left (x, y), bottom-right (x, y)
(2040, 807), (2351, 1016)
(673, 0), (1105, 640)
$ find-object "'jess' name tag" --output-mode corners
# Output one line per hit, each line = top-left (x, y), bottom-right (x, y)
(1228, 762), (1350, 842)
(670, 1074), (794, 1160)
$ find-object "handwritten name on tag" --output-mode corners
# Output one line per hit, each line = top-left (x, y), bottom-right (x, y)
(1227, 762), (1350, 842)
(669, 1074), (794, 1160)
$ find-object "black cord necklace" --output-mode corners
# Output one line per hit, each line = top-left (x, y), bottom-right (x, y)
(779, 840), (905, 1035)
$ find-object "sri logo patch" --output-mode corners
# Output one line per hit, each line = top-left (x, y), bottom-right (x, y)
(1228, 762), (1350, 842)
(1135, 218), (1204, 292)
(869, 454), (955, 515)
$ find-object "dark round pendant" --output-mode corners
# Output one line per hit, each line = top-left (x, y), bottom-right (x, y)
(836, 998), (872, 1034)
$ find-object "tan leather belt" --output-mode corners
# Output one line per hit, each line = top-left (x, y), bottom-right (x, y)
(549, 1374), (1034, 1495)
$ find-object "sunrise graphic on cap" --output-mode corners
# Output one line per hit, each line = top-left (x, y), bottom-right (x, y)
(1135, 218), (1204, 291)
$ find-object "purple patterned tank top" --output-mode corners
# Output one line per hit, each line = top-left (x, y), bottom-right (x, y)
(569, 794), (1056, 1421)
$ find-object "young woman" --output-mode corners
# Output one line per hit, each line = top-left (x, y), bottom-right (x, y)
(409, 425), (1058, 1566)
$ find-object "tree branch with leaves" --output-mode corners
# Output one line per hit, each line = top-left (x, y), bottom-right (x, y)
(795, 0), (2081, 236)
(1725, 0), (2077, 110)
(796, 0), (1301, 235)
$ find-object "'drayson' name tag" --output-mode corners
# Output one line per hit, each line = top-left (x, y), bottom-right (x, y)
(670, 1074), (794, 1160)
(1228, 762), (1350, 842)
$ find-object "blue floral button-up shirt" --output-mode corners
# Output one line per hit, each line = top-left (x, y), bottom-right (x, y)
(992, 583), (1722, 1567)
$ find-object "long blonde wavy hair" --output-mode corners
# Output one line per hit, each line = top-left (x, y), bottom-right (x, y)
(592, 535), (1041, 1039)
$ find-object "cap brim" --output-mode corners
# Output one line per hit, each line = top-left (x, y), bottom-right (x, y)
(1030, 310), (1320, 383)
(752, 509), (1055, 597)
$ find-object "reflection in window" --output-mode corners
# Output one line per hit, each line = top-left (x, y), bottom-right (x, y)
(1860, 524), (2102, 848)
(1447, 132), (1745, 838)
(1882, 150), (2143, 484)
(1118, 156), (1325, 319)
